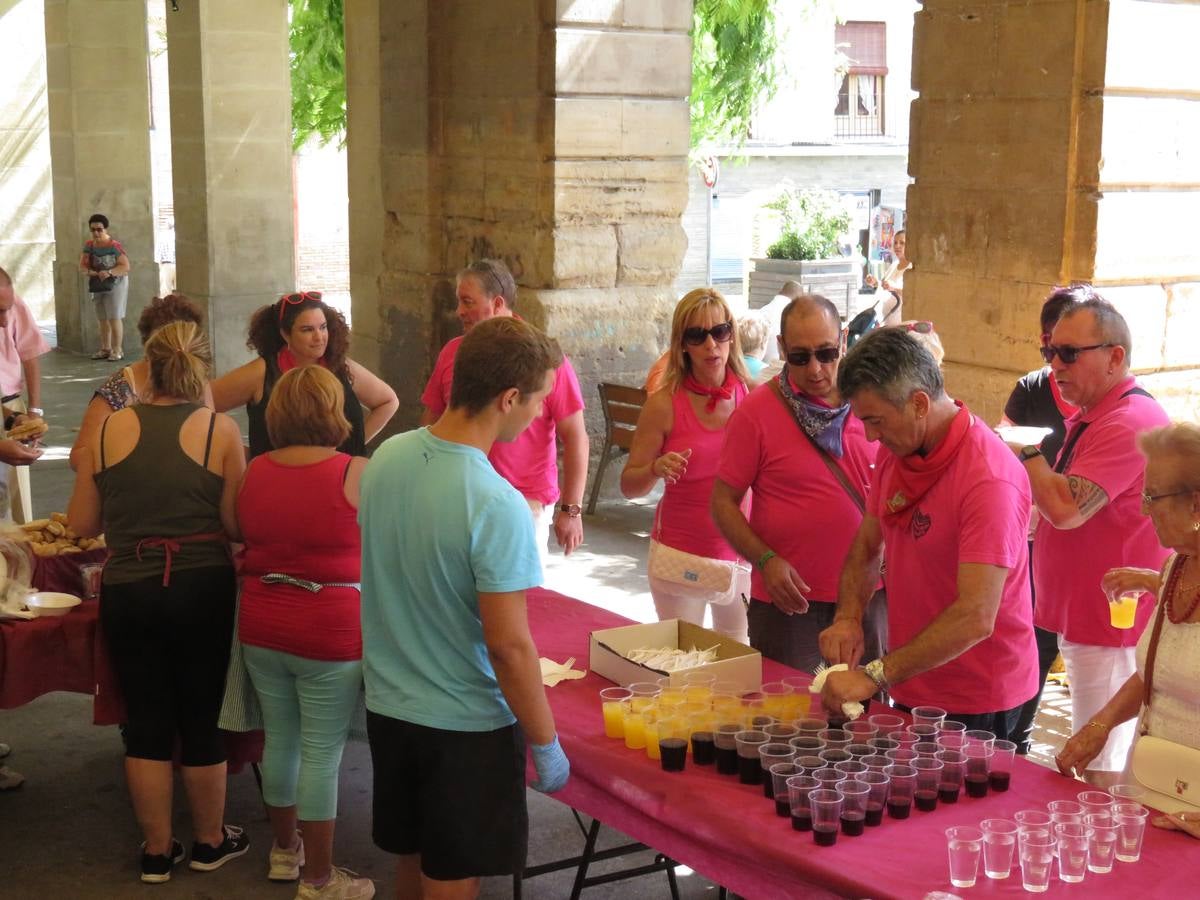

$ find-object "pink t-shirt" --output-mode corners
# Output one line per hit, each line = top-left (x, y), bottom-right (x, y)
(656, 382), (749, 560)
(1033, 376), (1170, 646)
(419, 334), (585, 505)
(717, 383), (876, 603)
(870, 414), (1039, 714)
(0, 293), (50, 397)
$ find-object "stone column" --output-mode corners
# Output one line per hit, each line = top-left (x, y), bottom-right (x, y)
(907, 0), (1200, 421)
(44, 0), (159, 354)
(346, 0), (692, 435)
(164, 0), (294, 375)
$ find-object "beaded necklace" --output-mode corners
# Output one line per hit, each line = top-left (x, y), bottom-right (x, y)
(1164, 554), (1200, 624)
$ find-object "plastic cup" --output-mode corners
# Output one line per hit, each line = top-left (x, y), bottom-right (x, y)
(795, 717), (828, 737)
(1077, 789), (1114, 817)
(844, 720), (878, 741)
(734, 729), (769, 785)
(911, 705), (947, 727)
(760, 681), (793, 720)
(868, 713), (905, 733)
(1055, 822), (1090, 883)
(1108, 592), (1138, 629)
(846, 742), (874, 759)
(628, 682), (661, 712)
(836, 779), (870, 836)
(868, 736), (899, 753)
(1085, 812), (1119, 873)
(681, 671), (716, 692)
(1019, 829), (1055, 893)
(818, 748), (851, 766)
(907, 723), (939, 743)
(658, 684), (687, 707)
(769, 763), (801, 817)
(964, 728), (996, 749)
(788, 735), (825, 755)
(834, 759), (868, 780)
(623, 707), (648, 750)
(818, 728), (852, 750)
(812, 766), (844, 788)
(1110, 783), (1144, 802)
(657, 715), (688, 771)
(914, 741), (940, 759)
(786, 774), (819, 832)
(1048, 798), (1085, 827)
(861, 754), (891, 773)
(858, 770), (889, 826)
(912, 757), (943, 811)
(764, 722), (799, 741)
(884, 763), (916, 819)
(889, 728), (919, 750)
(794, 755), (825, 776)
(600, 687), (631, 739)
(934, 748), (965, 804)
(989, 739), (1017, 792)
(937, 719), (967, 749)
(981, 818), (1018, 880)
(964, 744), (993, 798)
(946, 826), (983, 889)
(689, 714), (717, 766)
(1015, 809), (1053, 830)
(885, 747), (917, 765)
(642, 709), (662, 760)
(714, 723), (742, 775)
(809, 789), (844, 846)
(1114, 802), (1149, 862)
(758, 743), (796, 798)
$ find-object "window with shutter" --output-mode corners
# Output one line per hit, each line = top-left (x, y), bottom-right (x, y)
(834, 21), (887, 138)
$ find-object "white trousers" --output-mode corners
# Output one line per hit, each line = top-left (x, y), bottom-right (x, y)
(525, 498), (555, 572)
(1059, 638), (1139, 773)
(648, 566), (751, 645)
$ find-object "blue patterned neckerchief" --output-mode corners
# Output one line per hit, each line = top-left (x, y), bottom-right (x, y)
(776, 369), (851, 458)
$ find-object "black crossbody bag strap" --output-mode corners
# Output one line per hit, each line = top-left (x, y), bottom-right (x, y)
(769, 379), (866, 514)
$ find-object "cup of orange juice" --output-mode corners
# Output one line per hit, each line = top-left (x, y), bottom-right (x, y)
(1108, 592), (1138, 629)
(600, 687), (632, 739)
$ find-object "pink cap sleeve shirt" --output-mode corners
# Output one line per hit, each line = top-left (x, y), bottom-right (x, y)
(0, 293), (50, 397)
(1032, 377), (1171, 646)
(869, 417), (1039, 714)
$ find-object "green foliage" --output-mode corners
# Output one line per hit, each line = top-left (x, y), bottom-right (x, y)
(691, 0), (778, 150)
(290, 0), (346, 150)
(764, 188), (850, 261)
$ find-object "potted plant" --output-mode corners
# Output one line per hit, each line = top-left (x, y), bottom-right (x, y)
(747, 188), (860, 318)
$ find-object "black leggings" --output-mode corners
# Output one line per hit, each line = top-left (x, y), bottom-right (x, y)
(100, 566), (236, 766)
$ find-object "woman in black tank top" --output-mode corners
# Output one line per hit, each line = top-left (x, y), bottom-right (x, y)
(209, 292), (398, 459)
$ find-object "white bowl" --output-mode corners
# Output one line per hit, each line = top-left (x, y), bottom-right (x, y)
(25, 592), (82, 617)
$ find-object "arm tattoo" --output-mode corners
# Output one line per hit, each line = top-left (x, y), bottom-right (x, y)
(1067, 475), (1109, 521)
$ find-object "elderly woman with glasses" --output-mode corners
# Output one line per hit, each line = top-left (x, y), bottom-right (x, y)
(234, 365), (374, 898)
(78, 213), (132, 360)
(210, 292), (397, 458)
(620, 288), (752, 642)
(1057, 422), (1200, 834)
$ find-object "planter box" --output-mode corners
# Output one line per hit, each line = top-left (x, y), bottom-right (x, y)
(589, 619), (762, 692)
(747, 257), (861, 320)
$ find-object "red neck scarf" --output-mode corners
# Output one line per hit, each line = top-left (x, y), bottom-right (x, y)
(882, 402), (974, 525)
(278, 347), (328, 374)
(683, 367), (736, 413)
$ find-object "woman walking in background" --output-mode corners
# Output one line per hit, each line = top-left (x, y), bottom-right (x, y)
(78, 213), (131, 360)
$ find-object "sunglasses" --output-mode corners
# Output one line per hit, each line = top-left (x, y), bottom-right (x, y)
(786, 346), (841, 367)
(1039, 343), (1113, 365)
(682, 321), (734, 346)
(903, 321), (934, 334)
(278, 290), (323, 322)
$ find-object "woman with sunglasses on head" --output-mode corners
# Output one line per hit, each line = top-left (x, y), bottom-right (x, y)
(620, 288), (752, 642)
(78, 213), (131, 360)
(210, 292), (398, 458)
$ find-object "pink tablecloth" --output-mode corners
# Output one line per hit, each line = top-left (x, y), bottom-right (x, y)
(527, 587), (1199, 900)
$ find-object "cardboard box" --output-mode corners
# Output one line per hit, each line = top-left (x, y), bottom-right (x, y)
(589, 619), (762, 691)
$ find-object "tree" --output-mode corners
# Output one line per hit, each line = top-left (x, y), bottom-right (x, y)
(290, 0), (346, 150)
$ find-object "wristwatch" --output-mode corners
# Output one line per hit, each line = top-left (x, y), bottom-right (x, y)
(863, 658), (889, 691)
(27, 407), (43, 418)
(558, 503), (582, 518)
(1018, 445), (1043, 463)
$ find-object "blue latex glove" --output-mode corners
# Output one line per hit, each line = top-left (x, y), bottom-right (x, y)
(530, 735), (570, 793)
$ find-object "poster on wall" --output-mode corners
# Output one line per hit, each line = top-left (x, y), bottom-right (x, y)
(870, 205), (906, 276)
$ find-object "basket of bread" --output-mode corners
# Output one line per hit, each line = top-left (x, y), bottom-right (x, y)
(7, 415), (48, 443)
(17, 512), (105, 557)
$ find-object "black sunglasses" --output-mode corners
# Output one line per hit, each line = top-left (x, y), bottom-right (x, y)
(1039, 343), (1114, 365)
(786, 347), (841, 367)
(683, 321), (734, 346)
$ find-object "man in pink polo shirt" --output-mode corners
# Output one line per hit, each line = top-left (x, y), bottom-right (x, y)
(712, 295), (882, 672)
(420, 259), (588, 558)
(0, 267), (49, 523)
(1009, 296), (1169, 777)
(820, 328), (1038, 741)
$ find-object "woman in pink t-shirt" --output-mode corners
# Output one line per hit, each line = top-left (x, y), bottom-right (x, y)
(620, 288), (752, 642)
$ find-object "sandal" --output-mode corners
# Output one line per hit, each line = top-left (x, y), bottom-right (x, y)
(109, 351), (124, 361)
(90, 349), (110, 360)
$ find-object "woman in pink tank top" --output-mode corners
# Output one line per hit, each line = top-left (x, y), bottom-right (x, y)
(621, 288), (752, 642)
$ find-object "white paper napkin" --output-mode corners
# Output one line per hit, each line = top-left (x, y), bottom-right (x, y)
(539, 657), (587, 687)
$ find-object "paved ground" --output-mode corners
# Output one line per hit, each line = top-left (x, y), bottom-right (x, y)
(0, 341), (1072, 898)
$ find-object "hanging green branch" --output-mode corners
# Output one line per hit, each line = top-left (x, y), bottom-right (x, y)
(691, 0), (779, 150)
(290, 0), (346, 150)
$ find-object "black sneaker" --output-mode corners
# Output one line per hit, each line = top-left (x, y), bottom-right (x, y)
(189, 825), (250, 872)
(140, 839), (185, 884)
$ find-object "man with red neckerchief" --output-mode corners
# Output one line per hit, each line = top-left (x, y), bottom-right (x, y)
(820, 328), (1038, 739)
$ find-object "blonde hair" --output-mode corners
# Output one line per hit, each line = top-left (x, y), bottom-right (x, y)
(145, 320), (210, 402)
(266, 366), (352, 449)
(663, 288), (749, 393)
(738, 313), (769, 357)
(1137, 423), (1200, 480)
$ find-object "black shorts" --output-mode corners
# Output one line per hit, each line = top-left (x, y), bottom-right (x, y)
(367, 711), (528, 880)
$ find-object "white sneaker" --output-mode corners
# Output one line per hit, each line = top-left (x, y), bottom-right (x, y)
(295, 866), (376, 900)
(269, 836), (305, 881)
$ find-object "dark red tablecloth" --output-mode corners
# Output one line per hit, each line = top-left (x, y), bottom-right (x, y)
(527, 587), (1199, 900)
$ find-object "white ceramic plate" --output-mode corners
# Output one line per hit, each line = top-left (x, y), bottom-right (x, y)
(24, 591), (82, 617)
(995, 425), (1054, 446)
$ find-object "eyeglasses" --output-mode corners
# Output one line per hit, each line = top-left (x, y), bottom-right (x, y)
(1039, 343), (1113, 364)
(1141, 488), (1193, 506)
(786, 346), (841, 367)
(682, 321), (734, 346)
(903, 321), (934, 334)
(278, 290), (322, 322)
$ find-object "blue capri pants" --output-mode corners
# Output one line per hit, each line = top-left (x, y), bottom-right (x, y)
(242, 645), (362, 821)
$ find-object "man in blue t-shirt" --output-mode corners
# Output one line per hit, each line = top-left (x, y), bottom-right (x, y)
(360, 316), (569, 897)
